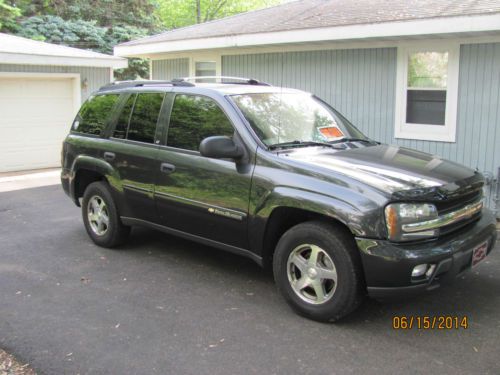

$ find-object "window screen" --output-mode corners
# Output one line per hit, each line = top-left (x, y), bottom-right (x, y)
(406, 51), (448, 125)
(113, 94), (135, 139)
(73, 94), (119, 135)
(127, 93), (164, 144)
(167, 94), (234, 151)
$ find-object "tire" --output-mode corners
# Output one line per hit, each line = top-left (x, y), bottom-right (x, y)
(81, 181), (130, 248)
(273, 221), (364, 322)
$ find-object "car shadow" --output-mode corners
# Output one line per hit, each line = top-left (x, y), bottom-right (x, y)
(120, 226), (270, 282)
(113, 226), (499, 325)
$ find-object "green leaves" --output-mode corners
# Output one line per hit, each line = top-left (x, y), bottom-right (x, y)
(0, 0), (21, 30)
(157, 0), (280, 30)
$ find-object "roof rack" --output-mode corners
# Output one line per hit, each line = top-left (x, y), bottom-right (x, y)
(99, 79), (195, 92)
(98, 76), (270, 92)
(177, 76), (271, 86)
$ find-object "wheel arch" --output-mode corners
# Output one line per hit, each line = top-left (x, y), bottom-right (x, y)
(253, 187), (364, 269)
(70, 155), (120, 206)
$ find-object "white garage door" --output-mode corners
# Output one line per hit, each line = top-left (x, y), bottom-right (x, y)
(0, 75), (78, 172)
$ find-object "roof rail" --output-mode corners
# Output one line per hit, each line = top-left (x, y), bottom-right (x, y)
(177, 76), (271, 86)
(99, 79), (195, 92)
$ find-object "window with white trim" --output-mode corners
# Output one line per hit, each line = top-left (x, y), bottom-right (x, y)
(194, 61), (216, 82)
(395, 44), (459, 142)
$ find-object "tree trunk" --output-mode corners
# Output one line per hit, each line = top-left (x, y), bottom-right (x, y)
(196, 0), (201, 23)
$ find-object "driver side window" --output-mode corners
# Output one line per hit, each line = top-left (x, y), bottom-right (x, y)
(166, 94), (234, 151)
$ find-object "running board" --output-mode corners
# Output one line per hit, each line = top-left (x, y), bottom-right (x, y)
(120, 216), (263, 266)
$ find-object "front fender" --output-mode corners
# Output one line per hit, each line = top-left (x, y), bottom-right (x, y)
(255, 186), (365, 234)
(248, 186), (385, 256)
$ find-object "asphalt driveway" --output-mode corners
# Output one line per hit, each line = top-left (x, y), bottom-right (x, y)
(1, 185), (499, 375)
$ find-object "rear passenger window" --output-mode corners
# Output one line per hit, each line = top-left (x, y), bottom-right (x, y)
(73, 94), (119, 135)
(127, 93), (164, 143)
(113, 94), (135, 139)
(167, 94), (234, 151)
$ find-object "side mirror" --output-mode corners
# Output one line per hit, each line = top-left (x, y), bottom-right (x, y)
(199, 136), (244, 159)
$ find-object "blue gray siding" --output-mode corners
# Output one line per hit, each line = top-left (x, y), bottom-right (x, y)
(222, 44), (500, 177)
(223, 49), (397, 147)
(0, 64), (111, 102)
(152, 58), (189, 80)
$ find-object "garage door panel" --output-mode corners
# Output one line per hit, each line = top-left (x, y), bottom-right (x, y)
(0, 76), (78, 172)
(0, 98), (75, 120)
(0, 78), (74, 99)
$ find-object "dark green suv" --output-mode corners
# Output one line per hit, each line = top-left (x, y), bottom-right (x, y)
(61, 77), (497, 322)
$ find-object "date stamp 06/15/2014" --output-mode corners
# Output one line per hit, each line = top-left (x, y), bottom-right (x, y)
(392, 316), (469, 330)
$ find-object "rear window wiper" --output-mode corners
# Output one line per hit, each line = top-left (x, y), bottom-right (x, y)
(268, 140), (344, 150)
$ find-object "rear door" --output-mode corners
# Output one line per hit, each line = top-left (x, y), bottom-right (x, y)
(154, 93), (252, 249)
(103, 91), (167, 222)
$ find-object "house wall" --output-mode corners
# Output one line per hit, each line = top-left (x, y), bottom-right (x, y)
(222, 44), (500, 174)
(151, 42), (500, 214)
(0, 64), (112, 102)
(152, 58), (189, 80)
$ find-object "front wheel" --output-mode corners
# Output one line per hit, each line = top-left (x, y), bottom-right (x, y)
(273, 221), (364, 322)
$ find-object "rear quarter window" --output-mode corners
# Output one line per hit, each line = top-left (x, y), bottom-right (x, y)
(72, 94), (120, 135)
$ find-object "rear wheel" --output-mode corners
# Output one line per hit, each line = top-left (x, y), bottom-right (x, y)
(273, 221), (364, 322)
(82, 181), (130, 247)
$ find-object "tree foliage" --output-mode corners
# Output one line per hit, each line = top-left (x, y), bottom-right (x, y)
(0, 0), (20, 29)
(158, 0), (280, 30)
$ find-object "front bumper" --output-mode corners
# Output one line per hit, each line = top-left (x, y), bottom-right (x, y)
(356, 209), (497, 298)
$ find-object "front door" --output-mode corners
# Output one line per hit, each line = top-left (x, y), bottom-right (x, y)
(155, 93), (252, 249)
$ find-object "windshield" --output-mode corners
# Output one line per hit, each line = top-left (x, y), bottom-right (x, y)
(231, 92), (368, 147)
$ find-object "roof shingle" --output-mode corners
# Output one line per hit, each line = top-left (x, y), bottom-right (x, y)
(121, 0), (500, 47)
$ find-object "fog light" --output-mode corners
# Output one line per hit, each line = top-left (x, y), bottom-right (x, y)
(412, 264), (429, 278)
(425, 264), (436, 278)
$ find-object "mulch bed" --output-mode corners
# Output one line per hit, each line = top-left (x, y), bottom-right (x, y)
(0, 349), (36, 375)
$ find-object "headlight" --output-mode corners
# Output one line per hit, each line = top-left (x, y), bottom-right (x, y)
(385, 203), (438, 241)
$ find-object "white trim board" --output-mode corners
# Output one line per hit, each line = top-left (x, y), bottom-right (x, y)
(114, 13), (500, 57)
(136, 35), (500, 62)
(0, 52), (128, 69)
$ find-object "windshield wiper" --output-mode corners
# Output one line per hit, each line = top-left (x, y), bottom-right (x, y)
(268, 140), (344, 150)
(329, 137), (376, 144)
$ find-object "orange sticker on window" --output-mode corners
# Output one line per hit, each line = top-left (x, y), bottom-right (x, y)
(319, 126), (344, 139)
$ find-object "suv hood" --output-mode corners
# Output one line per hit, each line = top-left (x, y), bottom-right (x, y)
(280, 144), (482, 200)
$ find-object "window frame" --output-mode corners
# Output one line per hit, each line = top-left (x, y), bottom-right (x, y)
(189, 54), (221, 81)
(394, 43), (460, 143)
(163, 92), (236, 154)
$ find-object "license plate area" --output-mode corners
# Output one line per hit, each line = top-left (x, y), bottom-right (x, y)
(471, 241), (489, 268)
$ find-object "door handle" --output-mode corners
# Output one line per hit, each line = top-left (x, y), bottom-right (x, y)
(160, 163), (176, 174)
(103, 152), (115, 161)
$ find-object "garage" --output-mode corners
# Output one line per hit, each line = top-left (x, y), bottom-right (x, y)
(0, 74), (79, 172)
(0, 32), (127, 172)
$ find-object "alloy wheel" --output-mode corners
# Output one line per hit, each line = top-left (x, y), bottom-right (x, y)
(286, 244), (338, 304)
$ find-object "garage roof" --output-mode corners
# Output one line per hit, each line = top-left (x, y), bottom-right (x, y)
(115, 0), (500, 57)
(0, 33), (127, 68)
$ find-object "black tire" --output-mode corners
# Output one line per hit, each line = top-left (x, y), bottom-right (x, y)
(81, 181), (130, 248)
(273, 221), (364, 322)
